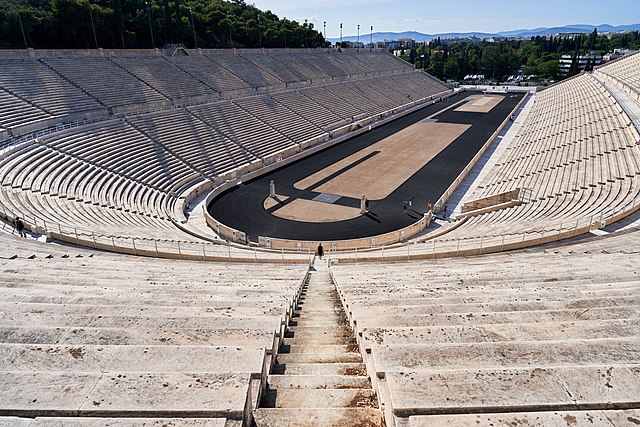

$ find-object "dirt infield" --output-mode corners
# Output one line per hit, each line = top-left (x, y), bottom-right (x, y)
(455, 95), (503, 113)
(264, 195), (290, 210)
(208, 91), (525, 241)
(296, 122), (470, 200)
(270, 198), (362, 222)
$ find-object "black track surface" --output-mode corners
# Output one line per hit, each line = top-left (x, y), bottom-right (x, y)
(208, 91), (523, 242)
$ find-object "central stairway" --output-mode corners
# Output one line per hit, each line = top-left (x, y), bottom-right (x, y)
(253, 261), (385, 426)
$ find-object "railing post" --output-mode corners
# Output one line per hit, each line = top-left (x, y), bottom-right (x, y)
(177, 241), (181, 260)
(501, 234), (505, 252)
(155, 240), (159, 257)
(540, 229), (545, 245)
(407, 243), (410, 260)
(432, 240), (435, 259)
(74, 228), (79, 245)
(228, 244), (231, 260)
(521, 232), (526, 248)
(573, 218), (579, 237)
(355, 247), (358, 264)
(112, 236), (116, 253)
(558, 223), (563, 240)
(202, 245), (206, 262)
(254, 248), (258, 263)
(92, 232), (97, 249)
(479, 236), (484, 254)
(132, 238), (137, 256)
(281, 248), (284, 263)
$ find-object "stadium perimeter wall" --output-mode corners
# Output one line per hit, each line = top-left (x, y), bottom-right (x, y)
(203, 89), (528, 251)
(201, 90), (456, 247)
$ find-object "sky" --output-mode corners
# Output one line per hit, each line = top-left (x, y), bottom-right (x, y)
(250, 0), (640, 38)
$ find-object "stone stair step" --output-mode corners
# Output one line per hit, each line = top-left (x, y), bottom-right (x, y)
(261, 388), (378, 408)
(304, 292), (338, 296)
(296, 302), (341, 308)
(272, 362), (367, 376)
(281, 344), (359, 354)
(283, 336), (356, 346)
(292, 314), (344, 323)
(256, 262), (381, 421)
(291, 320), (347, 327)
(253, 407), (385, 427)
(276, 353), (362, 364)
(292, 313), (342, 319)
(294, 309), (343, 316)
(406, 410), (640, 427)
(287, 327), (353, 338)
(267, 374), (372, 389)
(14, 417), (229, 426)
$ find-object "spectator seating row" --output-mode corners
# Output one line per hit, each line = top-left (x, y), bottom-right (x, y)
(0, 50), (418, 138)
(0, 238), (306, 425)
(442, 73), (640, 241)
(0, 51), (449, 246)
(331, 231), (640, 425)
(595, 50), (640, 101)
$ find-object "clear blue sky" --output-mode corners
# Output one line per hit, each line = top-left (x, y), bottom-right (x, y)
(251, 0), (640, 38)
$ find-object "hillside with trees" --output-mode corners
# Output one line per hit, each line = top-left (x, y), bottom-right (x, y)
(1, 0), (325, 49)
(402, 30), (640, 82)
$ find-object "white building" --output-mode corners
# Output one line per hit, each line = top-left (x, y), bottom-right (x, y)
(559, 53), (602, 75)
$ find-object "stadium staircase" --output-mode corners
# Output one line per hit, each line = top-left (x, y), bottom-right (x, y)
(253, 260), (385, 426)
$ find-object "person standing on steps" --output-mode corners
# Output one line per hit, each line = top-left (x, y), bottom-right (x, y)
(15, 217), (27, 238)
(316, 243), (324, 260)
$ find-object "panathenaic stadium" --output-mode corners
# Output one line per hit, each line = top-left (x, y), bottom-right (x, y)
(0, 47), (639, 426)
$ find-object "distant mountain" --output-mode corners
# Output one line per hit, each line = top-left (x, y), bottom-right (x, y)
(496, 24), (640, 38)
(328, 24), (640, 43)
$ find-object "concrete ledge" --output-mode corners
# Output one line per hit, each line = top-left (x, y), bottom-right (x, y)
(407, 409), (640, 426)
(19, 418), (227, 426)
(453, 199), (522, 221)
(385, 365), (640, 417)
(460, 188), (521, 213)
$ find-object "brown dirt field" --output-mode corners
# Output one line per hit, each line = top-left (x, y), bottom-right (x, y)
(263, 195), (290, 210)
(454, 95), (503, 113)
(295, 122), (470, 200)
(271, 198), (362, 222)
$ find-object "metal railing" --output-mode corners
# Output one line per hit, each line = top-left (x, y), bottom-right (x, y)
(327, 194), (640, 263)
(0, 200), (311, 264)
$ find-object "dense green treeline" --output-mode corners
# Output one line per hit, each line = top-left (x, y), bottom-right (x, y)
(1, 0), (325, 49)
(403, 30), (640, 82)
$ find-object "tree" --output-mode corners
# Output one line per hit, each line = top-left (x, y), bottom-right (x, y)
(587, 28), (598, 50)
(568, 50), (580, 76)
(584, 56), (593, 72)
(443, 56), (459, 80)
(0, 0), (325, 49)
